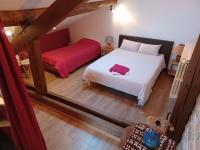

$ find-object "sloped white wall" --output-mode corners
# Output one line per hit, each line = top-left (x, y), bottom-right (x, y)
(69, 0), (200, 47)
(177, 94), (200, 150)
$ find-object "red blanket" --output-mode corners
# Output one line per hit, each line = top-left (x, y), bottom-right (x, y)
(42, 38), (101, 78)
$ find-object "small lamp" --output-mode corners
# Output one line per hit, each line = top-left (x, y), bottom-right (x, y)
(105, 36), (113, 50)
(173, 44), (185, 61)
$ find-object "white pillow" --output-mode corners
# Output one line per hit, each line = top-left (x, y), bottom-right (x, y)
(138, 43), (161, 56)
(120, 39), (141, 52)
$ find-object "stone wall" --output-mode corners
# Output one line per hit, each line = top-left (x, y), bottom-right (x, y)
(177, 94), (200, 150)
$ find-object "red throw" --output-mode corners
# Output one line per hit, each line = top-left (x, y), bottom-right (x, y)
(0, 20), (47, 150)
(110, 64), (130, 75)
(42, 38), (101, 78)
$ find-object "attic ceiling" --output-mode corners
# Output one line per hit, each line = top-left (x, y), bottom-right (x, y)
(0, 0), (100, 10)
(1, 0), (107, 29)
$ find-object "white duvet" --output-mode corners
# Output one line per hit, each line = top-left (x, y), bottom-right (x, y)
(83, 48), (166, 106)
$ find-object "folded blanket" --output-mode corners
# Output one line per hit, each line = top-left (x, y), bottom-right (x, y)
(109, 64), (129, 75)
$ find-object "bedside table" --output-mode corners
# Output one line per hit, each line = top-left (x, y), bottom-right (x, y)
(101, 46), (113, 56)
(168, 59), (179, 76)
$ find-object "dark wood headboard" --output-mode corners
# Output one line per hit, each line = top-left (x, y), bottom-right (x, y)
(118, 35), (174, 66)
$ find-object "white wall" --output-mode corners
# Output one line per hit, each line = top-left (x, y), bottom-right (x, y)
(69, 0), (200, 47)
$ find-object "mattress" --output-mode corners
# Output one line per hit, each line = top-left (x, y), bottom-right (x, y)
(83, 48), (166, 106)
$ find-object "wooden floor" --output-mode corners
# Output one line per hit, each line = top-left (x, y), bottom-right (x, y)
(25, 65), (173, 125)
(33, 102), (120, 150)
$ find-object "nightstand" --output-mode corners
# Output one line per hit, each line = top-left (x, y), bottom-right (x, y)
(101, 46), (114, 56)
(168, 59), (179, 76)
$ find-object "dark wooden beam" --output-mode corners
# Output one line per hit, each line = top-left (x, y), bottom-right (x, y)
(69, 0), (117, 16)
(27, 40), (47, 95)
(170, 36), (200, 125)
(173, 35), (200, 142)
(0, 8), (45, 27)
(168, 35), (200, 142)
(1, 0), (116, 27)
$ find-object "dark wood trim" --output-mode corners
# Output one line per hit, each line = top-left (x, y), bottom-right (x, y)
(27, 40), (47, 95)
(168, 35), (200, 142)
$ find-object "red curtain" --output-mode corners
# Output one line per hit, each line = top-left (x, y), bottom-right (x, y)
(0, 20), (47, 150)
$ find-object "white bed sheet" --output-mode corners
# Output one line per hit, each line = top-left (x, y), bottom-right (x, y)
(83, 48), (166, 106)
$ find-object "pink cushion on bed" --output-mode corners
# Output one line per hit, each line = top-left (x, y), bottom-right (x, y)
(109, 64), (129, 75)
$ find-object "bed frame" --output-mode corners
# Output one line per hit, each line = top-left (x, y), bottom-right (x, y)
(43, 54), (101, 76)
(43, 62), (57, 73)
(118, 35), (174, 66)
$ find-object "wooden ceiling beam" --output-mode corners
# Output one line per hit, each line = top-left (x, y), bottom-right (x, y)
(69, 0), (117, 16)
(0, 0), (116, 27)
(0, 8), (46, 27)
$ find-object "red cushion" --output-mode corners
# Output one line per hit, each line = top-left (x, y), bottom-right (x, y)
(38, 28), (70, 53)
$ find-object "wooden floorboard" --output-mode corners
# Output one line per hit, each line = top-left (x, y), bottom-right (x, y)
(30, 90), (124, 137)
(25, 65), (173, 125)
(33, 101), (120, 150)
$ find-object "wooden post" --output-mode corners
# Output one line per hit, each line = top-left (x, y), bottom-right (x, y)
(27, 40), (47, 95)
(167, 35), (200, 142)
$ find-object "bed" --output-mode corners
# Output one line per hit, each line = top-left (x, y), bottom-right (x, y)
(42, 38), (101, 78)
(83, 35), (174, 106)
